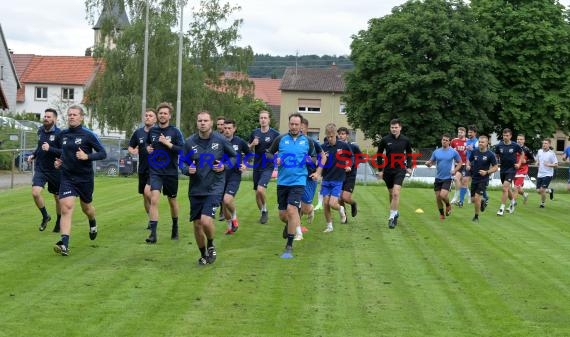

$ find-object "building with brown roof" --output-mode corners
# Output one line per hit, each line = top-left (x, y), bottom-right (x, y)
(279, 65), (372, 148)
(11, 54), (102, 119)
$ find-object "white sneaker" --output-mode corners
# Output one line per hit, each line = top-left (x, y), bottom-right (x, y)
(314, 203), (323, 211)
(294, 234), (304, 241)
(497, 208), (504, 216)
(508, 204), (515, 214)
(523, 193), (528, 205)
(307, 208), (315, 224)
(323, 226), (333, 233)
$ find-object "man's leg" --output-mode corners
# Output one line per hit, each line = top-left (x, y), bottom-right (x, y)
(80, 199), (98, 240)
(32, 186), (51, 231)
(168, 196), (179, 239)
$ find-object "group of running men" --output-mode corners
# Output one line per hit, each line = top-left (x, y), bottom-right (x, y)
(28, 107), (564, 262)
(426, 125), (560, 223)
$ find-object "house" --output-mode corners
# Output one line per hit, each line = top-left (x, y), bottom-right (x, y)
(279, 65), (372, 149)
(0, 24), (20, 112)
(250, 77), (282, 126)
(11, 54), (103, 119)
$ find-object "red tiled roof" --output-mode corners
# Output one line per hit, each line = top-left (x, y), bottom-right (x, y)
(11, 54), (102, 102)
(251, 78), (281, 106)
(280, 66), (346, 93)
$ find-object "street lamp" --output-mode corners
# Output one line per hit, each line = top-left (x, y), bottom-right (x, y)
(141, 0), (150, 123)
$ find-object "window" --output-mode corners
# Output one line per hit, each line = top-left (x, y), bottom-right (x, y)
(339, 103), (346, 114)
(62, 88), (75, 101)
(298, 99), (321, 113)
(307, 128), (320, 141)
(35, 87), (48, 100)
(556, 139), (565, 152)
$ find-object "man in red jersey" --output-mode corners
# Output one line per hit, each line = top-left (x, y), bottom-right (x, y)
(450, 127), (469, 207)
(512, 134), (534, 205)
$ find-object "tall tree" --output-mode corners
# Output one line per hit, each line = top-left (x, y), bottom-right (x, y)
(344, 0), (497, 148)
(84, 0), (255, 136)
(471, 0), (570, 148)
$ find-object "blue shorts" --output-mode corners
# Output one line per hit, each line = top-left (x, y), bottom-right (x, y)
(320, 180), (343, 198)
(189, 195), (221, 221)
(224, 178), (241, 197)
(253, 169), (273, 190)
(32, 171), (60, 195)
(149, 174), (178, 198)
(277, 185), (303, 211)
(302, 179), (317, 204)
(59, 177), (94, 203)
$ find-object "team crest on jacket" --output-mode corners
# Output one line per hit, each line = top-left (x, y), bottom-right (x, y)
(74, 138), (82, 145)
(265, 136), (271, 142)
(212, 143), (219, 150)
(49, 135), (55, 141)
(233, 145), (239, 151)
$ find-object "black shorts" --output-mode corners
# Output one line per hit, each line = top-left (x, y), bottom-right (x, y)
(149, 174), (178, 198)
(59, 177), (94, 203)
(253, 169), (273, 190)
(189, 195), (221, 221)
(536, 176), (552, 189)
(470, 179), (488, 196)
(32, 171), (61, 195)
(138, 171), (150, 194)
(224, 178), (242, 197)
(457, 165), (467, 177)
(277, 185), (304, 211)
(433, 178), (452, 192)
(382, 169), (406, 189)
(500, 170), (516, 184)
(342, 174), (357, 193)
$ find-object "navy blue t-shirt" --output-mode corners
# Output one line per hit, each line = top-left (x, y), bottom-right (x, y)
(59, 126), (107, 181)
(33, 125), (62, 172)
(495, 141), (522, 173)
(146, 125), (185, 176)
(248, 128), (280, 171)
(321, 138), (353, 181)
(469, 149), (497, 181)
(129, 127), (151, 174)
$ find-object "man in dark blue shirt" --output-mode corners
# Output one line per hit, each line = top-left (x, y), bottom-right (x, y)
(315, 124), (353, 233)
(467, 135), (498, 223)
(28, 108), (62, 232)
(248, 110), (280, 224)
(338, 126), (361, 222)
(182, 111), (237, 265)
(128, 108), (157, 228)
(221, 119), (251, 235)
(145, 102), (185, 244)
(53, 105), (107, 256)
(494, 128), (523, 215)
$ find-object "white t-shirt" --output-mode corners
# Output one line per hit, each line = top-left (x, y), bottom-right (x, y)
(536, 149), (558, 178)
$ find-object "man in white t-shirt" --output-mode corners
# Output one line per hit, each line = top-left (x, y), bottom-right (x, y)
(535, 139), (558, 208)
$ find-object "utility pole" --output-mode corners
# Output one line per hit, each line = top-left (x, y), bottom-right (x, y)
(176, 0), (187, 128)
(141, 0), (150, 123)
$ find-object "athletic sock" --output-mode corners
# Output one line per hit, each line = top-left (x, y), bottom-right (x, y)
(207, 239), (214, 248)
(459, 187), (467, 203)
(199, 246), (206, 257)
(149, 221), (158, 236)
(89, 218), (96, 228)
(40, 207), (48, 219)
(61, 234), (70, 247)
(438, 208), (444, 216)
(172, 217), (178, 230)
(286, 234), (294, 247)
(56, 214), (61, 226)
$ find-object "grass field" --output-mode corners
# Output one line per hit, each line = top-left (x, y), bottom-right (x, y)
(1, 177), (569, 337)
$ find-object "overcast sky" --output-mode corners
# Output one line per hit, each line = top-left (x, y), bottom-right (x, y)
(2, 0), (570, 57)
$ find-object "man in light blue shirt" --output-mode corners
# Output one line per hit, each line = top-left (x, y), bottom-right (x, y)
(426, 134), (462, 220)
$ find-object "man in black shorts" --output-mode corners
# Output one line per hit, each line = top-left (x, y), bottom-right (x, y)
(376, 119), (413, 229)
(128, 108), (157, 227)
(28, 108), (62, 232)
(467, 135), (498, 222)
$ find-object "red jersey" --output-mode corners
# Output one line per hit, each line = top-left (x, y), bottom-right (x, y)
(450, 137), (467, 162)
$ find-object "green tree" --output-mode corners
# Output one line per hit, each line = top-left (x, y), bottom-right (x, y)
(84, 0), (255, 136)
(471, 0), (570, 148)
(344, 0), (497, 148)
